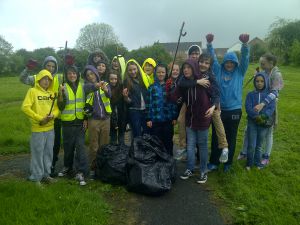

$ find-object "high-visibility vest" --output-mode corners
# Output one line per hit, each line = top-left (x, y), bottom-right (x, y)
(86, 83), (112, 114)
(61, 82), (85, 121)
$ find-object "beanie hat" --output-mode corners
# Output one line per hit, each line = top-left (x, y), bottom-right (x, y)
(188, 45), (202, 56)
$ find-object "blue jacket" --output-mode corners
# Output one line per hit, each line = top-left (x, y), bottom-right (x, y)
(207, 43), (250, 110)
(245, 73), (275, 120)
(146, 70), (178, 122)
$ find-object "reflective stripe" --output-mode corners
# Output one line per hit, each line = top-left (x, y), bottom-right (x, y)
(61, 82), (85, 121)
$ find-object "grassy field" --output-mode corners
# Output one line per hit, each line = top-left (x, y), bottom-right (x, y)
(0, 65), (300, 224)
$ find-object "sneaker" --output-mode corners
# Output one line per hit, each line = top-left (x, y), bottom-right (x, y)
(256, 163), (265, 170)
(58, 167), (71, 177)
(261, 158), (269, 165)
(180, 169), (193, 180)
(75, 173), (87, 186)
(42, 176), (57, 184)
(245, 166), (251, 171)
(223, 164), (231, 173)
(174, 149), (186, 160)
(237, 152), (247, 160)
(89, 170), (95, 180)
(207, 163), (218, 172)
(219, 148), (229, 163)
(196, 173), (208, 184)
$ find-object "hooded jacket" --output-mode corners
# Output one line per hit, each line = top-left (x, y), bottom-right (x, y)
(87, 49), (109, 67)
(22, 69), (59, 132)
(82, 65), (111, 119)
(146, 65), (178, 122)
(178, 59), (212, 130)
(112, 55), (126, 81)
(245, 73), (275, 120)
(142, 58), (157, 85)
(123, 59), (149, 109)
(207, 43), (250, 111)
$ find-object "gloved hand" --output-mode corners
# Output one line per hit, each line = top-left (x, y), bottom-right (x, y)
(239, 34), (250, 43)
(206, 33), (214, 43)
(165, 78), (172, 93)
(26, 59), (38, 70)
(65, 54), (75, 66)
(255, 115), (264, 125)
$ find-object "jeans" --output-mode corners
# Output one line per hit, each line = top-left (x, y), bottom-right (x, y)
(128, 109), (148, 138)
(210, 109), (242, 165)
(186, 127), (208, 174)
(246, 119), (268, 167)
(52, 118), (62, 168)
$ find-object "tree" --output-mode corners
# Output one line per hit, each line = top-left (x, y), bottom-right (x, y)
(75, 23), (120, 52)
(289, 39), (300, 65)
(126, 42), (172, 66)
(265, 18), (300, 64)
(0, 35), (13, 55)
(250, 43), (267, 62)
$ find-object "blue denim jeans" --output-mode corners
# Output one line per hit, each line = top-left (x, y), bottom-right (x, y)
(246, 119), (268, 167)
(186, 127), (208, 174)
(128, 109), (148, 138)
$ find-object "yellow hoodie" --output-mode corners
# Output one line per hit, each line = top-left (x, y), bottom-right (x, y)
(142, 58), (157, 85)
(124, 59), (150, 89)
(22, 69), (59, 132)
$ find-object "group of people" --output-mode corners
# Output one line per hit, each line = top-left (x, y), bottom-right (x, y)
(20, 33), (283, 186)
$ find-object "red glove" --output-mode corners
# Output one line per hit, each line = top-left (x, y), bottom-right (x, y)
(26, 59), (38, 70)
(165, 78), (172, 93)
(206, 33), (214, 43)
(239, 34), (250, 43)
(65, 54), (75, 66)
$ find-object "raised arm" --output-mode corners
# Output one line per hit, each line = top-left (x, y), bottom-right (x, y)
(238, 34), (250, 76)
(206, 34), (221, 76)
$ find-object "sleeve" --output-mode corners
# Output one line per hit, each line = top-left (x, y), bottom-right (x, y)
(57, 91), (67, 111)
(239, 43), (250, 76)
(206, 43), (221, 77)
(52, 100), (60, 118)
(262, 69), (283, 105)
(263, 97), (276, 117)
(19, 69), (35, 86)
(21, 89), (43, 122)
(209, 75), (220, 106)
(245, 93), (258, 119)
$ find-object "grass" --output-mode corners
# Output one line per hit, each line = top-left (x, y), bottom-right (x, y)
(207, 64), (300, 224)
(0, 66), (300, 224)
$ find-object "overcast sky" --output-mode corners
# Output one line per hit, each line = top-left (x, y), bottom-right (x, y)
(1, 0), (300, 51)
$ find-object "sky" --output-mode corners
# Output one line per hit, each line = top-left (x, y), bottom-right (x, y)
(1, 0), (300, 51)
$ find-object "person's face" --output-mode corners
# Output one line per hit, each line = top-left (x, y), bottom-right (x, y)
(86, 70), (97, 83)
(156, 66), (166, 82)
(97, 63), (106, 74)
(224, 61), (235, 72)
(183, 64), (193, 79)
(255, 76), (265, 90)
(109, 74), (118, 87)
(93, 54), (102, 64)
(45, 61), (56, 74)
(128, 64), (138, 78)
(199, 59), (211, 73)
(67, 70), (77, 83)
(112, 59), (120, 70)
(144, 63), (154, 75)
(171, 64), (180, 79)
(39, 76), (51, 90)
(259, 57), (273, 71)
(189, 51), (200, 61)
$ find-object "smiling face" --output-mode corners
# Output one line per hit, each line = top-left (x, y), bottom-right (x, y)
(224, 61), (235, 72)
(112, 59), (120, 70)
(97, 63), (106, 75)
(39, 76), (52, 90)
(156, 66), (167, 83)
(171, 64), (180, 79)
(127, 64), (138, 78)
(199, 59), (211, 73)
(66, 69), (78, 83)
(144, 62), (154, 75)
(109, 73), (118, 87)
(86, 70), (97, 83)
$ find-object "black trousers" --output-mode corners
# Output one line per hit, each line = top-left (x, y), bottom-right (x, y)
(52, 118), (61, 168)
(210, 109), (242, 165)
(150, 121), (174, 156)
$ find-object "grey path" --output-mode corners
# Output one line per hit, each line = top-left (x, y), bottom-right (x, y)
(0, 150), (224, 225)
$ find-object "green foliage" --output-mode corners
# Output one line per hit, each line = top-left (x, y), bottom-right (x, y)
(102, 43), (128, 63)
(250, 43), (267, 62)
(126, 43), (172, 65)
(266, 18), (300, 64)
(0, 35), (13, 55)
(289, 39), (300, 65)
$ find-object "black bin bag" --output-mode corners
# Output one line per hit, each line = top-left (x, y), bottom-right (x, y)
(126, 134), (176, 196)
(95, 144), (129, 185)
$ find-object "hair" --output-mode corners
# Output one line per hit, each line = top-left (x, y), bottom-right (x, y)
(124, 61), (145, 91)
(155, 63), (169, 81)
(261, 53), (277, 66)
(109, 69), (123, 105)
(96, 60), (109, 81)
